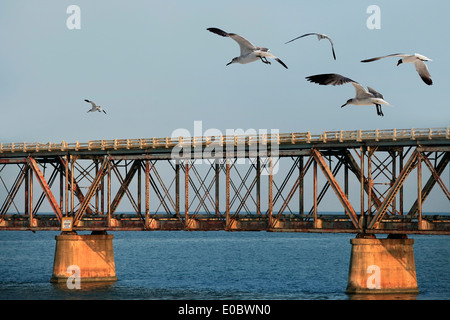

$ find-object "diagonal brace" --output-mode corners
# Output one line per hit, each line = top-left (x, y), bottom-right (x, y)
(345, 150), (382, 209)
(73, 157), (109, 224)
(110, 160), (142, 215)
(27, 157), (63, 222)
(408, 152), (449, 215)
(59, 157), (93, 215)
(312, 149), (360, 229)
(368, 150), (418, 229)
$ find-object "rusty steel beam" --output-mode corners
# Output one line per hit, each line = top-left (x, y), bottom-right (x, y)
(222, 159), (253, 215)
(58, 157), (93, 215)
(307, 155), (344, 217)
(32, 163), (60, 215)
(368, 150), (419, 229)
(421, 153), (450, 199)
(300, 157), (305, 215)
(147, 160), (177, 215)
(345, 150), (382, 209)
(182, 160), (216, 216)
(73, 157), (108, 225)
(0, 158), (27, 164)
(2, 213), (450, 234)
(107, 159), (111, 227)
(225, 159), (230, 229)
(418, 153), (423, 226)
(271, 157), (299, 216)
(312, 149), (360, 229)
(0, 163), (27, 217)
(276, 155), (313, 218)
(27, 157), (62, 222)
(185, 160), (190, 229)
(268, 157), (274, 227)
(110, 160), (141, 215)
(313, 160), (318, 225)
(176, 161), (180, 216)
(229, 159), (256, 214)
(407, 152), (449, 217)
(215, 161), (220, 216)
(145, 160), (150, 228)
(232, 158), (261, 219)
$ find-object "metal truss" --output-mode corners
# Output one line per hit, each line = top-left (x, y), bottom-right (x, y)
(0, 139), (449, 235)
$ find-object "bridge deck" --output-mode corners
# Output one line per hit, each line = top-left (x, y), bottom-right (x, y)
(1, 127), (449, 235)
(1, 127), (449, 158)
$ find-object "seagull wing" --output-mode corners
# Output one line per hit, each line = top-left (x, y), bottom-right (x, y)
(367, 86), (384, 99)
(286, 33), (336, 60)
(207, 27), (256, 55)
(275, 58), (288, 69)
(84, 99), (97, 108)
(305, 73), (356, 86)
(315, 34), (336, 60)
(285, 33), (317, 44)
(360, 53), (408, 63)
(322, 35), (336, 60)
(414, 60), (433, 85)
(207, 27), (228, 37)
(227, 33), (257, 55)
(306, 73), (372, 100)
(350, 82), (370, 99)
(257, 51), (288, 69)
(414, 53), (432, 61)
(367, 87), (392, 106)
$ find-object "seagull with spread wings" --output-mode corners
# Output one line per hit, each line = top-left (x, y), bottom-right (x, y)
(85, 99), (107, 114)
(285, 33), (336, 60)
(361, 53), (432, 85)
(305, 73), (391, 117)
(207, 27), (288, 69)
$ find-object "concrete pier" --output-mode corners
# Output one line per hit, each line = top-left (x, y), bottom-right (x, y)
(50, 232), (117, 283)
(346, 235), (419, 294)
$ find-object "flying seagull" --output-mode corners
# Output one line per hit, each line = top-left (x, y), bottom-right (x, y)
(361, 53), (432, 85)
(85, 99), (107, 114)
(285, 33), (336, 60)
(207, 27), (288, 69)
(305, 73), (391, 117)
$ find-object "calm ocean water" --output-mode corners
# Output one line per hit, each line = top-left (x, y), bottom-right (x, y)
(0, 229), (449, 300)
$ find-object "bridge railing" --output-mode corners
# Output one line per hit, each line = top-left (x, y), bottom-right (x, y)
(1, 127), (449, 154)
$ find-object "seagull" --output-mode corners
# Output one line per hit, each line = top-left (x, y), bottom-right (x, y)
(305, 73), (391, 117)
(285, 33), (336, 60)
(84, 99), (107, 114)
(361, 53), (432, 85)
(207, 27), (288, 69)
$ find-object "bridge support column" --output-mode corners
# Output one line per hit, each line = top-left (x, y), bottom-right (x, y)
(346, 235), (419, 295)
(50, 232), (117, 283)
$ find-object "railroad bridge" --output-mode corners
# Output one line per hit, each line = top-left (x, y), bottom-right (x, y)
(1, 127), (449, 294)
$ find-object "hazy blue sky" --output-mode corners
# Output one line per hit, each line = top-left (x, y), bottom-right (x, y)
(1, 1), (449, 144)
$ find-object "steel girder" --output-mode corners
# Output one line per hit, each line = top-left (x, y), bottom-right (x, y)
(0, 147), (449, 234)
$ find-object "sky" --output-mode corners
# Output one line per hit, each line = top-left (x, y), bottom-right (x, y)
(0, 1), (448, 213)
(1, 1), (449, 144)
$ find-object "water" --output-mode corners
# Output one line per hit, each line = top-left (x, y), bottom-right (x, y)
(0, 230), (449, 300)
